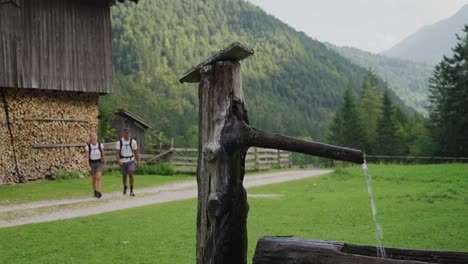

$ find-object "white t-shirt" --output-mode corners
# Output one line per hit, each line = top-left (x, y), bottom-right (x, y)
(116, 138), (138, 163)
(85, 143), (104, 161)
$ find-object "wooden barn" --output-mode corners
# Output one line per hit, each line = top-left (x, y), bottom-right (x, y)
(0, 0), (138, 184)
(112, 109), (152, 153)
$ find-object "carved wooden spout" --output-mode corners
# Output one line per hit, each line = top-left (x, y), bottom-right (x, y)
(180, 42), (363, 264)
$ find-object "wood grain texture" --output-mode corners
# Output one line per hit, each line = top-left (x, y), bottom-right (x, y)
(196, 61), (250, 264)
(253, 236), (468, 264)
(0, 0), (113, 93)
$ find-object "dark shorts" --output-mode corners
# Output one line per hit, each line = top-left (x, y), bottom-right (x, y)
(90, 162), (104, 175)
(121, 161), (135, 175)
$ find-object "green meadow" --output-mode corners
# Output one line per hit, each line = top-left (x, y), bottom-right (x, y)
(0, 164), (467, 264)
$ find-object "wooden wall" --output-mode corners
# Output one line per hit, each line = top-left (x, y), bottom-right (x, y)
(0, 0), (113, 93)
(0, 88), (99, 184)
(112, 115), (147, 154)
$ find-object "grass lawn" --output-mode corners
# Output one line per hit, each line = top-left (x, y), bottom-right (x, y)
(0, 163), (467, 263)
(0, 171), (194, 205)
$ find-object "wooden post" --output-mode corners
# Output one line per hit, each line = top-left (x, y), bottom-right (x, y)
(179, 42), (364, 264)
(277, 149), (281, 168)
(254, 147), (259, 168)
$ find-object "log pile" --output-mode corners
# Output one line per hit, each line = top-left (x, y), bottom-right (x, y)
(0, 88), (99, 184)
(0, 92), (17, 184)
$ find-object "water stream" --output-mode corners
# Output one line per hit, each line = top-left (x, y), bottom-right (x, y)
(362, 163), (386, 258)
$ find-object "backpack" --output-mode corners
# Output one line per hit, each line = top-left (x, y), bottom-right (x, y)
(119, 138), (135, 159)
(88, 143), (102, 162)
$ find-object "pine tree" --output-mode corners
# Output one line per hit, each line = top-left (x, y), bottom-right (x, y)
(359, 70), (382, 153)
(375, 89), (400, 155)
(327, 88), (365, 149)
(428, 25), (468, 156)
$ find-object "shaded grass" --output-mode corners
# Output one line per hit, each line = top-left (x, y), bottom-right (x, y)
(0, 163), (466, 263)
(0, 172), (194, 205)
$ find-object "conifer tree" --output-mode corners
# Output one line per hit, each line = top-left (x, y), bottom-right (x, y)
(359, 70), (382, 153)
(327, 88), (365, 149)
(428, 25), (468, 156)
(375, 89), (400, 155)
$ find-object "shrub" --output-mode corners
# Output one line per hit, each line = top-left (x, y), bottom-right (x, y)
(135, 163), (176, 176)
(52, 169), (83, 180)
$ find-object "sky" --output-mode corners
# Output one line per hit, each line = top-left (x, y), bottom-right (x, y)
(246, 0), (468, 54)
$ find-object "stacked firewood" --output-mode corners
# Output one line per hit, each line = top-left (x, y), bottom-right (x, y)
(0, 99), (17, 184)
(0, 88), (99, 184)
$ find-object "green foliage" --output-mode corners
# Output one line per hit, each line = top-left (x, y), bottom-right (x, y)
(328, 73), (433, 157)
(327, 88), (365, 149)
(428, 25), (468, 157)
(97, 96), (117, 141)
(359, 70), (382, 153)
(52, 170), (83, 181)
(135, 163), (176, 176)
(375, 89), (401, 155)
(104, 0), (399, 147)
(328, 44), (433, 114)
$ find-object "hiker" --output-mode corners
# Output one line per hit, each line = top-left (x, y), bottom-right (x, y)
(115, 128), (139, 196)
(85, 133), (107, 198)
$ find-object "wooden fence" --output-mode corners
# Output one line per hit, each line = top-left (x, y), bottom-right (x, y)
(102, 143), (292, 173)
(168, 147), (292, 173)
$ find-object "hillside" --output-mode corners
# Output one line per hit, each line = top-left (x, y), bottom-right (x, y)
(105, 0), (403, 147)
(382, 4), (468, 64)
(327, 44), (433, 114)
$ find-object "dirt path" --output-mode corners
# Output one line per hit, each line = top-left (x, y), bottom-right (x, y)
(0, 169), (332, 228)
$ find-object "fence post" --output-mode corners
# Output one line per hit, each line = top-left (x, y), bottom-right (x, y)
(254, 147), (259, 168)
(277, 150), (281, 168)
(288, 152), (293, 167)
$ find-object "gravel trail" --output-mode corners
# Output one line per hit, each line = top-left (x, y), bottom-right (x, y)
(0, 169), (332, 228)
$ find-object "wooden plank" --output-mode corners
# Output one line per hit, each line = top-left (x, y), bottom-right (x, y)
(257, 154), (278, 159)
(33, 143), (85, 148)
(173, 148), (198, 152)
(257, 160), (277, 165)
(172, 156), (198, 161)
(24, 117), (89, 122)
(171, 162), (197, 166)
(0, 0), (114, 93)
(145, 149), (174, 163)
(178, 42), (254, 84)
(245, 155), (256, 160)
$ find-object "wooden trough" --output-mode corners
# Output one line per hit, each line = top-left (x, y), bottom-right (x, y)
(253, 236), (468, 264)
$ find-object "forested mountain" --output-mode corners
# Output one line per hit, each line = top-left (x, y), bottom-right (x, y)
(382, 4), (468, 64)
(103, 0), (407, 147)
(327, 44), (432, 114)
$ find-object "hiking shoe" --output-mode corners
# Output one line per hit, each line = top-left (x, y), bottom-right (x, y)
(94, 191), (98, 198)
(123, 186), (127, 195)
(97, 192), (102, 199)
(130, 191), (135, 196)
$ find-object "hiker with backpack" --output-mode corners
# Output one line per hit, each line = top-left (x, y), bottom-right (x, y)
(115, 128), (139, 196)
(85, 133), (108, 198)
